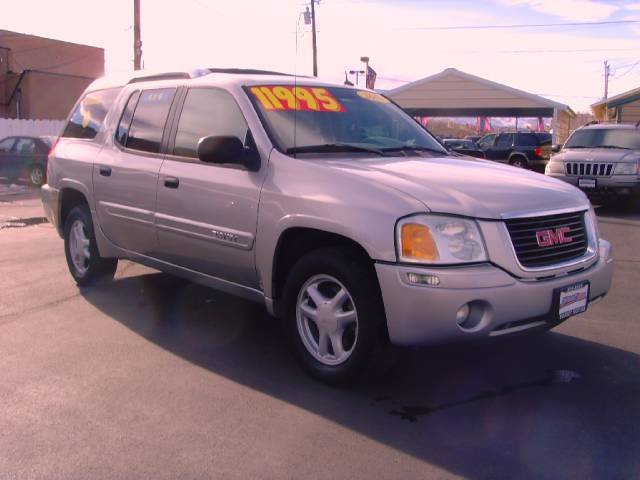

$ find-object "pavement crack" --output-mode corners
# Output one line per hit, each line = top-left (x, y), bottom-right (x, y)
(0, 292), (81, 323)
(387, 370), (580, 422)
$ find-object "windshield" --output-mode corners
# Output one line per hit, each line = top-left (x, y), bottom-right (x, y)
(246, 85), (447, 155)
(564, 128), (640, 150)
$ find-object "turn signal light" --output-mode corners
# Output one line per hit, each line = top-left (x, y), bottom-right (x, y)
(401, 223), (439, 261)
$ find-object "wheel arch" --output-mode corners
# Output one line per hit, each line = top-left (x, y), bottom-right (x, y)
(59, 186), (90, 232)
(270, 227), (377, 313)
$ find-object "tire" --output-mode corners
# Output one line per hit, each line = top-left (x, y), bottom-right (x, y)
(509, 156), (528, 169)
(282, 247), (387, 385)
(64, 205), (118, 286)
(29, 164), (45, 186)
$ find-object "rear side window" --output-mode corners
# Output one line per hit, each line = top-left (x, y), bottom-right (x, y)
(62, 88), (121, 139)
(115, 91), (141, 147)
(14, 138), (36, 154)
(517, 133), (538, 146)
(126, 88), (176, 154)
(495, 133), (514, 148)
(173, 88), (249, 158)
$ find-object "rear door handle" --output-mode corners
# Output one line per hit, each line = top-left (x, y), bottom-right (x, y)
(164, 176), (179, 189)
(99, 166), (112, 177)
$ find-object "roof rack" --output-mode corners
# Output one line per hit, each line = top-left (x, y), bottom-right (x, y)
(207, 68), (299, 77)
(125, 68), (303, 85)
(127, 68), (210, 84)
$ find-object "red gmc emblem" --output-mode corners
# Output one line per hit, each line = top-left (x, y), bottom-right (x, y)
(536, 227), (573, 247)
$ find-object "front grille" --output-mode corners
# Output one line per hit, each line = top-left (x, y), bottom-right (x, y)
(505, 211), (588, 268)
(565, 162), (613, 176)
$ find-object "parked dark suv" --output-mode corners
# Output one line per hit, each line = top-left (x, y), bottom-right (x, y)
(477, 132), (552, 170)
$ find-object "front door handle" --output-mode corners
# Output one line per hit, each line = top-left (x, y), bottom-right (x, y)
(164, 176), (179, 189)
(99, 166), (112, 177)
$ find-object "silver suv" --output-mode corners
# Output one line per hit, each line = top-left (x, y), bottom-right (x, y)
(545, 122), (640, 207)
(42, 69), (614, 384)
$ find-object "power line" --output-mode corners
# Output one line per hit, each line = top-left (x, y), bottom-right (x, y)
(611, 59), (640, 80)
(442, 47), (639, 55)
(397, 19), (640, 31)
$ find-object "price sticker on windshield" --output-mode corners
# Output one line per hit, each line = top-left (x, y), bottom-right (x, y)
(357, 91), (390, 103)
(249, 86), (346, 112)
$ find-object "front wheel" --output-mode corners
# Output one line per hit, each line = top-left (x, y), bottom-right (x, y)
(64, 205), (118, 286)
(282, 248), (387, 385)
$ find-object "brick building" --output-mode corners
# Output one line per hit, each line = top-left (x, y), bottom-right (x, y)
(0, 30), (104, 120)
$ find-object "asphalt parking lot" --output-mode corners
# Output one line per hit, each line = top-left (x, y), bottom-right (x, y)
(1, 182), (639, 480)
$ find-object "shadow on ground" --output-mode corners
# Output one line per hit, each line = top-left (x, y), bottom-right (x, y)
(82, 272), (640, 479)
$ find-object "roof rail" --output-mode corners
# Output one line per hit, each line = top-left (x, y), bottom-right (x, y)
(207, 68), (300, 77)
(127, 68), (210, 84)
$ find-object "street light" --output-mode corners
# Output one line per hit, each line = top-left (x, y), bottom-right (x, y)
(348, 69), (365, 86)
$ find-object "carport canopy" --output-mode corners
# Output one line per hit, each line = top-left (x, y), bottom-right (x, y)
(386, 68), (576, 143)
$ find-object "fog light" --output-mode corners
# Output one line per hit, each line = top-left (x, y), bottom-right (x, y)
(406, 272), (440, 286)
(455, 303), (471, 326)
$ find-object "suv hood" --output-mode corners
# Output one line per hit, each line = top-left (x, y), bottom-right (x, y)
(324, 156), (587, 219)
(554, 147), (640, 163)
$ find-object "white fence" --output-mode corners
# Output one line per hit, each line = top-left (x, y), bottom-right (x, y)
(0, 118), (65, 139)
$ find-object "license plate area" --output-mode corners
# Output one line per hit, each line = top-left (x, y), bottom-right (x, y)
(578, 178), (596, 188)
(554, 281), (590, 321)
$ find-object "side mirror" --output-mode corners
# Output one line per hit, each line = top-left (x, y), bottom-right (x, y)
(196, 135), (259, 170)
(551, 144), (562, 153)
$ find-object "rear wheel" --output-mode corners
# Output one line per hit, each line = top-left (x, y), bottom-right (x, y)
(282, 248), (387, 385)
(509, 156), (528, 169)
(64, 205), (117, 286)
(29, 165), (45, 186)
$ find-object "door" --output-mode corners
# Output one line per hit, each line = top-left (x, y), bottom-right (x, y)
(154, 87), (265, 288)
(12, 137), (37, 180)
(0, 137), (17, 179)
(93, 87), (177, 254)
(485, 133), (514, 162)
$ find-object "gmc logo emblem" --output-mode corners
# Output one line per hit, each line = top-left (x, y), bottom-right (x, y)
(536, 227), (573, 247)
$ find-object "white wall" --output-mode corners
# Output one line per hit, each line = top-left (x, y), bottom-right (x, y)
(0, 118), (65, 139)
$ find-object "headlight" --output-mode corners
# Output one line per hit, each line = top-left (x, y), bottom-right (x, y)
(545, 161), (565, 174)
(613, 162), (639, 175)
(397, 215), (488, 264)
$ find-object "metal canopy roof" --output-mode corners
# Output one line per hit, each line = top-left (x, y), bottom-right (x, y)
(387, 68), (575, 117)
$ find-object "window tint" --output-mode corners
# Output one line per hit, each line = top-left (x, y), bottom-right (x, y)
(495, 133), (514, 148)
(62, 88), (121, 139)
(173, 88), (249, 158)
(14, 138), (35, 154)
(517, 133), (538, 146)
(116, 91), (141, 147)
(0, 138), (15, 152)
(126, 88), (176, 154)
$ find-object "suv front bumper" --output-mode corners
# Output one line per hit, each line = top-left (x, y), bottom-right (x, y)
(547, 173), (639, 195)
(375, 239), (613, 346)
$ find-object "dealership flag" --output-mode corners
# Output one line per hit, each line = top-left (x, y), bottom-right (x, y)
(366, 66), (377, 89)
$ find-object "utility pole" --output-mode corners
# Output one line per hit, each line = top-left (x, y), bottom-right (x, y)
(310, 0), (318, 76)
(133, 0), (142, 70)
(603, 60), (611, 120)
(604, 60), (610, 100)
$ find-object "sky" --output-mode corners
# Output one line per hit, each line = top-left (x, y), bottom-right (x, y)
(2, 0), (639, 112)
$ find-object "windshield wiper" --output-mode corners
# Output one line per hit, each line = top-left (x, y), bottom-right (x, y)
(381, 145), (447, 154)
(286, 143), (385, 156)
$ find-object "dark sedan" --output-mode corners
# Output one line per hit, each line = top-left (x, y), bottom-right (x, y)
(442, 138), (486, 158)
(0, 135), (54, 186)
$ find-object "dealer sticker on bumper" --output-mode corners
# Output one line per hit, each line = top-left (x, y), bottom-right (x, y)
(558, 282), (590, 320)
